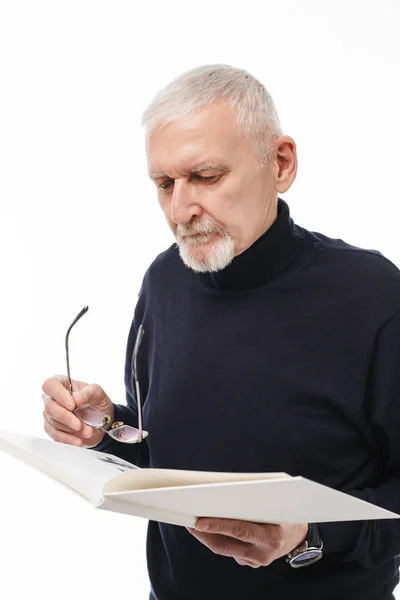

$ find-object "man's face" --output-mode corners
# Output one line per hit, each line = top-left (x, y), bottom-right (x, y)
(146, 101), (280, 272)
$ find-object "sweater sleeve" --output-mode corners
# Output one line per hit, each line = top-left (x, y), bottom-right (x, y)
(318, 308), (400, 568)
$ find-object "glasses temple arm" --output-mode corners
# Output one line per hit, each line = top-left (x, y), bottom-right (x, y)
(65, 306), (89, 394)
(133, 324), (145, 438)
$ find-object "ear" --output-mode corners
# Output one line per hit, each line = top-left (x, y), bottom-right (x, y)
(273, 136), (297, 193)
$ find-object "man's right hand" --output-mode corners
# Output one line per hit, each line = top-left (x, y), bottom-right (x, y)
(42, 375), (114, 448)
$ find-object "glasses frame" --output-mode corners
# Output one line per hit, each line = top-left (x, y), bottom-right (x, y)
(65, 305), (148, 443)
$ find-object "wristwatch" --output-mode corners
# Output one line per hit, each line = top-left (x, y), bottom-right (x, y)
(285, 523), (323, 568)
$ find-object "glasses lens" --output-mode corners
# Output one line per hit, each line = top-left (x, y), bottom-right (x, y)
(74, 404), (109, 428)
(108, 425), (149, 444)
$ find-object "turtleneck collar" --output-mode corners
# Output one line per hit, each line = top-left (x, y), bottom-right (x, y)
(196, 198), (304, 292)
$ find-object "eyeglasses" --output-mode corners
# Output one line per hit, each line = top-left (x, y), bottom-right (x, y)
(65, 306), (149, 444)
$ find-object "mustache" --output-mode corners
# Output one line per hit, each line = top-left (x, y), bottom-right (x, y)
(177, 221), (227, 238)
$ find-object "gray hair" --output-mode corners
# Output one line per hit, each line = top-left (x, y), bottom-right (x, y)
(141, 64), (283, 165)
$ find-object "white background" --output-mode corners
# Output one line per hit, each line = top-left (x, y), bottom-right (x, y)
(0, 1), (399, 598)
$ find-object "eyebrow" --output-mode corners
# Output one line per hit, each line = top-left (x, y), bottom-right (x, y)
(149, 161), (230, 180)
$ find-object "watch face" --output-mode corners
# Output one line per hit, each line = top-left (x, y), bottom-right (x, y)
(294, 550), (320, 562)
(291, 549), (323, 567)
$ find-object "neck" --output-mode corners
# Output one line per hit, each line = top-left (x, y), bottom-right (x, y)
(196, 198), (304, 292)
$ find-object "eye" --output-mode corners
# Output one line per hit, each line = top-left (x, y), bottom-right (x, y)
(157, 174), (220, 191)
(158, 180), (174, 190)
(191, 174), (220, 183)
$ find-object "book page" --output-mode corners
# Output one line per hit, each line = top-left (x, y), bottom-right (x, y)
(0, 429), (139, 505)
(103, 476), (400, 527)
(103, 467), (290, 494)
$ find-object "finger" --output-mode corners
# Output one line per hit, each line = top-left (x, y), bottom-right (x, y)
(44, 398), (83, 432)
(42, 391), (52, 406)
(42, 375), (90, 410)
(72, 383), (109, 410)
(187, 529), (252, 558)
(194, 518), (263, 545)
(53, 374), (90, 392)
(42, 376), (76, 411)
(235, 558), (261, 568)
(43, 419), (83, 447)
(43, 409), (93, 438)
(43, 409), (75, 433)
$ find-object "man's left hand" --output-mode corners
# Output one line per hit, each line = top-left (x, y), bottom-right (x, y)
(187, 518), (308, 568)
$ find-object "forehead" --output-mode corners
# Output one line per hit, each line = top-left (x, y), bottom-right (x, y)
(146, 102), (244, 177)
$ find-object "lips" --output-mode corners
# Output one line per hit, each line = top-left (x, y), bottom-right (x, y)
(186, 232), (218, 238)
(184, 233), (217, 244)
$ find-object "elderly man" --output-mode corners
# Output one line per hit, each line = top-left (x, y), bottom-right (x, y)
(42, 64), (400, 600)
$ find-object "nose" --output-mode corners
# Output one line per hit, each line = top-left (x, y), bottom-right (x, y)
(170, 180), (202, 225)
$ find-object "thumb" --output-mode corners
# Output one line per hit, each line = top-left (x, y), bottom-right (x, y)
(72, 384), (100, 408)
(72, 383), (111, 412)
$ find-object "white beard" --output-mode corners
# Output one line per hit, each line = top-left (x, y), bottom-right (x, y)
(177, 233), (235, 273)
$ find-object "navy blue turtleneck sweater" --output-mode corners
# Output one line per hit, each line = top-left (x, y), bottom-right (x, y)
(94, 199), (400, 600)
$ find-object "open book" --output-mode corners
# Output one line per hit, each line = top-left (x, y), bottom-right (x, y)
(1, 428), (399, 528)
